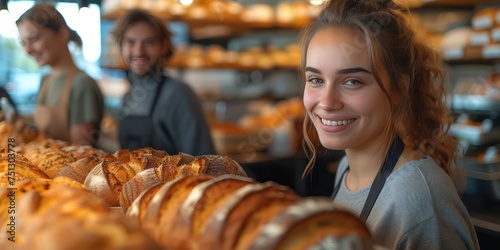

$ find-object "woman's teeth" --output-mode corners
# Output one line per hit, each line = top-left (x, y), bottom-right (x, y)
(321, 118), (354, 126)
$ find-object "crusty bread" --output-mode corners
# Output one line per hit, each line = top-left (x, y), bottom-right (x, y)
(56, 155), (103, 183)
(84, 159), (135, 206)
(173, 175), (255, 249)
(249, 197), (372, 250)
(85, 150), (165, 207)
(0, 154), (49, 188)
(24, 147), (77, 178)
(155, 154), (247, 182)
(119, 168), (162, 211)
(126, 181), (165, 225)
(233, 192), (303, 250)
(142, 174), (213, 248)
(199, 182), (299, 250)
(61, 145), (106, 159)
(0, 186), (162, 250)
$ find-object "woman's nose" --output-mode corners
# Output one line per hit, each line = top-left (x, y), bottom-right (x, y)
(318, 85), (343, 110)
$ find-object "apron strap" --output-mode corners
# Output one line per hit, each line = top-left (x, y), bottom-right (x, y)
(59, 70), (77, 106)
(37, 69), (77, 106)
(37, 76), (52, 105)
(331, 135), (405, 223)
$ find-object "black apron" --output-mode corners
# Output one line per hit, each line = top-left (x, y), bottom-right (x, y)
(119, 78), (165, 150)
(331, 136), (404, 222)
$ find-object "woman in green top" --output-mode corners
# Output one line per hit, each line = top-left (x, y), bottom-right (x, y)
(16, 3), (104, 146)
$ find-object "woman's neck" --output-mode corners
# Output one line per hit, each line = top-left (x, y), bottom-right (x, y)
(344, 134), (414, 191)
(50, 52), (77, 77)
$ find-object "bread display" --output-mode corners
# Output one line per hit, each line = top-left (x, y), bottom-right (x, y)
(249, 197), (372, 250)
(0, 151), (49, 188)
(23, 146), (77, 178)
(0, 180), (161, 250)
(198, 182), (299, 250)
(0, 137), (372, 249)
(120, 153), (247, 210)
(123, 173), (373, 250)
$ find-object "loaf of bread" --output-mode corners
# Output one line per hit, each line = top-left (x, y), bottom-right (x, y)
(141, 174), (214, 248)
(23, 146), (77, 178)
(249, 197), (372, 250)
(84, 148), (168, 207)
(56, 155), (103, 183)
(0, 185), (162, 250)
(198, 182), (299, 250)
(0, 152), (49, 188)
(126, 174), (372, 250)
(120, 153), (247, 211)
(172, 175), (255, 249)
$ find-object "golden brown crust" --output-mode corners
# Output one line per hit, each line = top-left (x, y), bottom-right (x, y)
(249, 198), (372, 250)
(142, 174), (213, 248)
(56, 155), (102, 183)
(24, 147), (77, 178)
(175, 175), (255, 250)
(126, 181), (165, 226)
(0, 186), (162, 250)
(119, 168), (162, 211)
(199, 182), (299, 250)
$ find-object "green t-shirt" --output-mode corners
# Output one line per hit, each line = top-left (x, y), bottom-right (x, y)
(40, 70), (104, 126)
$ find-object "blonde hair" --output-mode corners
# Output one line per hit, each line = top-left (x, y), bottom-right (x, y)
(300, 0), (458, 178)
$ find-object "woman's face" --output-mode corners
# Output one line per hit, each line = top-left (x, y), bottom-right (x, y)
(17, 20), (66, 67)
(121, 21), (168, 76)
(303, 27), (392, 151)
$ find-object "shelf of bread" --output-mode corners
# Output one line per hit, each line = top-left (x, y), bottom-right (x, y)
(442, 6), (500, 63)
(0, 120), (374, 249)
(101, 0), (319, 31)
(102, 43), (301, 71)
(417, 0), (500, 7)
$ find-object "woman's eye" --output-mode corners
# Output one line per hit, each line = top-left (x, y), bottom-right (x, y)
(307, 78), (323, 84)
(344, 79), (362, 86)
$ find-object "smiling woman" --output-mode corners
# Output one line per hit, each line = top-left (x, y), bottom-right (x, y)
(300, 0), (479, 249)
(0, 1), (101, 116)
(14, 2), (104, 146)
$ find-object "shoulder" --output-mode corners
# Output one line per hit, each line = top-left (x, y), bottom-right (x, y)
(161, 78), (199, 102)
(71, 71), (101, 93)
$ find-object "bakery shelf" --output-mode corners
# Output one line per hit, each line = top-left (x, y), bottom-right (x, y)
(419, 0), (500, 7)
(450, 124), (500, 146)
(101, 8), (308, 30)
(452, 95), (500, 113)
(100, 63), (299, 72)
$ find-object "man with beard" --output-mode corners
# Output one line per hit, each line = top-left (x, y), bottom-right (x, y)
(112, 9), (215, 155)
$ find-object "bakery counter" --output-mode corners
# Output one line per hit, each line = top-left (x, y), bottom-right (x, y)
(229, 150), (344, 197)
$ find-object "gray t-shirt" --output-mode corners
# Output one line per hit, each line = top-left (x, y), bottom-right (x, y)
(334, 156), (479, 249)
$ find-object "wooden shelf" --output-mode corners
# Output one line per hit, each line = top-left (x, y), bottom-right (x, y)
(101, 8), (308, 30)
(421, 0), (499, 7)
(444, 45), (500, 65)
(100, 63), (299, 72)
